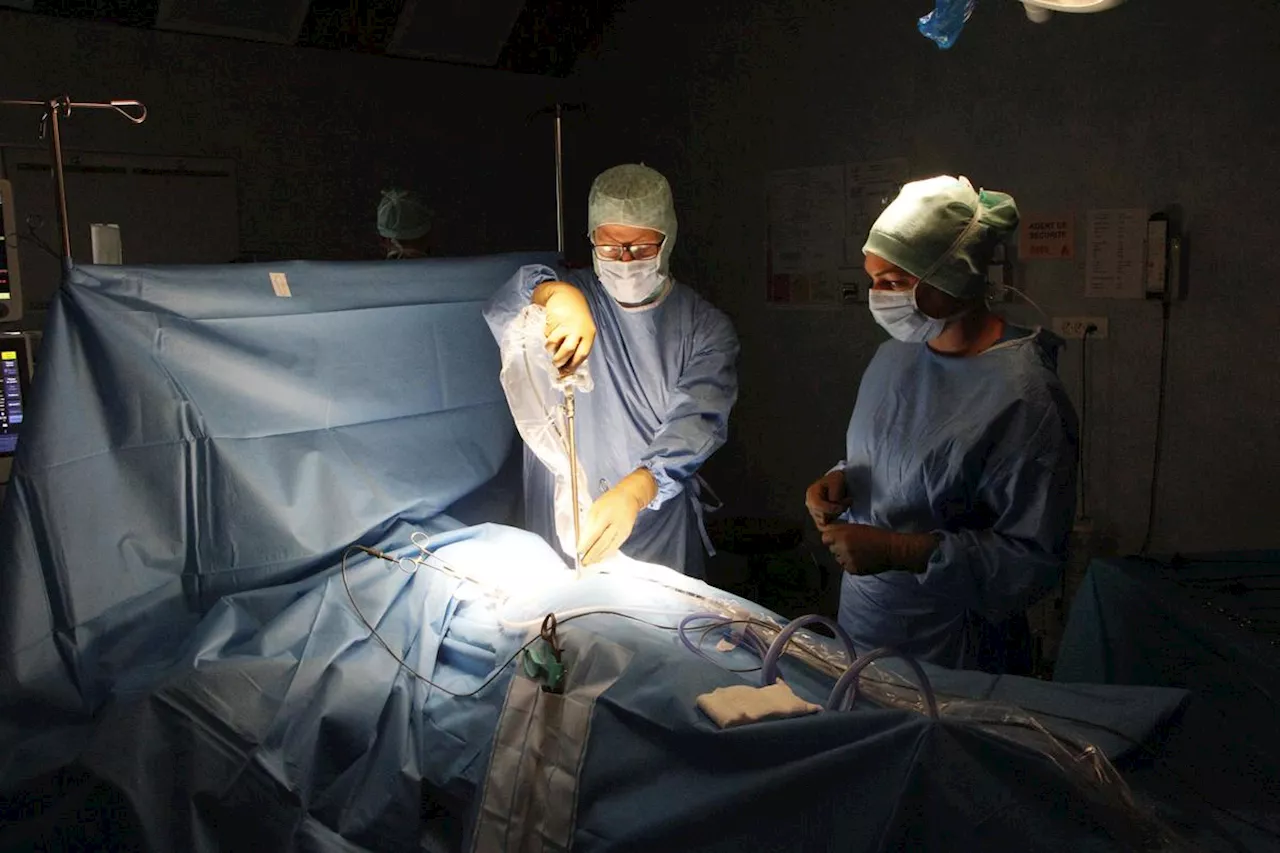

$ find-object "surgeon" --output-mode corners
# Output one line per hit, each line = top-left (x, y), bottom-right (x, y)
(377, 188), (433, 259)
(805, 176), (1078, 673)
(484, 164), (739, 577)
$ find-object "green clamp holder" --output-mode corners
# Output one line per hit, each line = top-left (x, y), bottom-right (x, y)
(521, 613), (567, 694)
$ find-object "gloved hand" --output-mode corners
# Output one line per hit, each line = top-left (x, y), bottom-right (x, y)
(805, 470), (851, 528)
(819, 523), (939, 576)
(533, 281), (596, 373)
(578, 468), (659, 565)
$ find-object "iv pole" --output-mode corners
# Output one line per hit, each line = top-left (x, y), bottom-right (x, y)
(527, 103), (586, 261)
(0, 96), (148, 263)
(530, 102), (587, 569)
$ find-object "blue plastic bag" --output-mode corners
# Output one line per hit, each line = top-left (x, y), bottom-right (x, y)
(918, 0), (977, 49)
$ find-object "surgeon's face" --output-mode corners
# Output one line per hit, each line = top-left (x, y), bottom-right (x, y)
(864, 253), (963, 320)
(592, 224), (665, 262)
(865, 253), (917, 293)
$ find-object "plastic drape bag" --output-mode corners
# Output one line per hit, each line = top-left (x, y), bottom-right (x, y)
(918, 0), (977, 49)
(498, 304), (593, 558)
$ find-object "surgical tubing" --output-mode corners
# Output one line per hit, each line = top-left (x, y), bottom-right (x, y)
(740, 626), (771, 659)
(827, 647), (939, 719)
(678, 612), (770, 664)
(499, 604), (685, 631)
(760, 615), (858, 687)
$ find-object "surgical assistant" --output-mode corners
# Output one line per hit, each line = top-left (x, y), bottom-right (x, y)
(806, 176), (1078, 672)
(378, 188), (433, 259)
(484, 164), (739, 577)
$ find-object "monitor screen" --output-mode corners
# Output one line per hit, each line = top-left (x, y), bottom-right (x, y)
(0, 339), (31, 458)
(0, 178), (22, 322)
(0, 197), (11, 304)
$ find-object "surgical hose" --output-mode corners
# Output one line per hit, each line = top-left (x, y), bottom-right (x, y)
(759, 614), (858, 687)
(678, 612), (771, 663)
(827, 647), (939, 718)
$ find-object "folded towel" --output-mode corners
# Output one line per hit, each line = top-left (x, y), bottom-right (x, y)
(696, 682), (823, 729)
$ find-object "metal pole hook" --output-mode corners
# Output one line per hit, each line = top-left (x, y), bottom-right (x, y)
(0, 94), (149, 263)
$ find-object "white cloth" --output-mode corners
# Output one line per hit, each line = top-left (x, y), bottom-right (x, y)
(696, 681), (822, 729)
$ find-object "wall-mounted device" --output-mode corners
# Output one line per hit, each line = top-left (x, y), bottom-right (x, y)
(1145, 209), (1186, 303)
(0, 178), (24, 323)
(989, 241), (1014, 301)
(1140, 206), (1186, 554)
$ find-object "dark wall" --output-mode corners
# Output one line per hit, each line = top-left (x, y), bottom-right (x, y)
(0, 10), (572, 263)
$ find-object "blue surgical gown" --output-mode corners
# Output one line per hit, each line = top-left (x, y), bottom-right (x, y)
(483, 265), (739, 577)
(835, 326), (1078, 670)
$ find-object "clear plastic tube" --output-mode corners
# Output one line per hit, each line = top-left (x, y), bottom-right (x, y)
(678, 612), (770, 664)
(497, 604), (690, 631)
(760, 614), (858, 686)
(827, 647), (939, 718)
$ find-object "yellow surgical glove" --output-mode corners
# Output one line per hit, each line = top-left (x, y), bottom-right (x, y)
(533, 281), (597, 373)
(578, 468), (659, 565)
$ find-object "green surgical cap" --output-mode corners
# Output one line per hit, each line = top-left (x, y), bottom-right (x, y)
(862, 175), (1019, 301)
(587, 164), (678, 276)
(377, 189), (432, 241)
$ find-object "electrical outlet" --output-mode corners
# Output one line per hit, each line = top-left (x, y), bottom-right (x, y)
(1051, 316), (1108, 340)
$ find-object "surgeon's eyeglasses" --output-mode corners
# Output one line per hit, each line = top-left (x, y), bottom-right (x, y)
(592, 240), (663, 262)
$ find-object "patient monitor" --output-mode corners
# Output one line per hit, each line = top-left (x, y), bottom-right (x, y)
(0, 333), (33, 483)
(0, 179), (24, 324)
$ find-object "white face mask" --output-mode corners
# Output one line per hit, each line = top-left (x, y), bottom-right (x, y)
(868, 287), (964, 343)
(596, 257), (668, 307)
